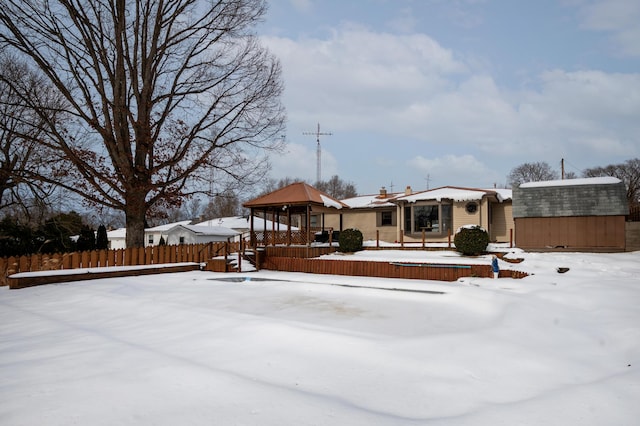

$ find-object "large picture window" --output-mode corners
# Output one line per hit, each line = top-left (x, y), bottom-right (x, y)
(404, 203), (452, 235)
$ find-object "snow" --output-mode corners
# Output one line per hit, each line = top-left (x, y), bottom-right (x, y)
(398, 187), (511, 203)
(321, 194), (344, 209)
(1, 249), (639, 425)
(520, 176), (621, 188)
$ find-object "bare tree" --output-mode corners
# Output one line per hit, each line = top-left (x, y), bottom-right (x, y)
(202, 191), (241, 219)
(0, 55), (62, 221)
(584, 158), (640, 207)
(0, 0), (285, 247)
(315, 175), (358, 199)
(507, 162), (559, 187)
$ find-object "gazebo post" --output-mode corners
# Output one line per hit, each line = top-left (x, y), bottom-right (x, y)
(306, 204), (311, 246)
(250, 209), (255, 248)
(271, 208), (276, 246)
(287, 208), (291, 246)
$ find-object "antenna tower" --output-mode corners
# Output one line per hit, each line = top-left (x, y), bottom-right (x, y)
(303, 123), (332, 183)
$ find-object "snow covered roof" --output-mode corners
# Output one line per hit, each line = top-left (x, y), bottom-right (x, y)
(394, 186), (511, 203)
(340, 192), (401, 209)
(168, 224), (240, 237)
(146, 220), (192, 232)
(520, 176), (621, 188)
(195, 216), (250, 229)
(195, 216), (298, 232)
(106, 228), (126, 239)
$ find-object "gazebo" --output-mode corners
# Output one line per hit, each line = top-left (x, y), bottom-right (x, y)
(243, 182), (347, 247)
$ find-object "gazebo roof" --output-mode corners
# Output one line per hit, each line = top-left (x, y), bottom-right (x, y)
(243, 182), (347, 209)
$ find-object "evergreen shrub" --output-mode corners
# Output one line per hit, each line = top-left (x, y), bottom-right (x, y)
(454, 226), (489, 256)
(338, 228), (363, 253)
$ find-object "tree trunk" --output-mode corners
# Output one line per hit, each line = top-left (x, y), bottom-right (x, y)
(125, 190), (147, 248)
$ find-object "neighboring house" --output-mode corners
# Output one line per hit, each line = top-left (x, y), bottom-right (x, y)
(145, 220), (192, 247)
(164, 224), (240, 245)
(324, 186), (513, 243)
(195, 216), (298, 239)
(513, 177), (628, 251)
(106, 227), (127, 249)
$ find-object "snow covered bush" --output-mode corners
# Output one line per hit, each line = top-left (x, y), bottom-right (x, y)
(338, 228), (363, 253)
(454, 225), (489, 256)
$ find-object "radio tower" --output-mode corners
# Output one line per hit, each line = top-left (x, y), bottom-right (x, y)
(303, 123), (332, 183)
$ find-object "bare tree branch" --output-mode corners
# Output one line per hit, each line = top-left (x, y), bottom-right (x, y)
(0, 0), (285, 246)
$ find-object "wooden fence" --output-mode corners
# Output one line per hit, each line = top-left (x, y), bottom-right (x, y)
(262, 257), (528, 282)
(0, 242), (240, 286)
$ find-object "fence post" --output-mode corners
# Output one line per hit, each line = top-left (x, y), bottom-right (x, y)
(448, 228), (452, 248)
(510, 228), (513, 248)
(376, 230), (379, 248)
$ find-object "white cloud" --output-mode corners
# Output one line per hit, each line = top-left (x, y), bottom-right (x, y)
(261, 24), (640, 193)
(578, 0), (640, 56)
(267, 142), (338, 182)
(289, 0), (313, 14)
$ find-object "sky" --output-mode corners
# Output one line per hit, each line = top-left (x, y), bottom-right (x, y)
(256, 0), (640, 195)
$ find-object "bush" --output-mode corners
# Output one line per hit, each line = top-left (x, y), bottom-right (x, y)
(454, 226), (489, 256)
(338, 228), (363, 253)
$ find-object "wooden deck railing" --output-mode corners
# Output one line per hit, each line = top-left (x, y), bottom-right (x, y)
(0, 242), (240, 286)
(262, 257), (529, 281)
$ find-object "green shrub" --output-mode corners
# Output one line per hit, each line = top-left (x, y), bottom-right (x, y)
(454, 226), (489, 256)
(338, 228), (363, 253)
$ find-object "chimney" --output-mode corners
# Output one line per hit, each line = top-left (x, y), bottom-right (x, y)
(379, 187), (387, 198)
(405, 185), (412, 195)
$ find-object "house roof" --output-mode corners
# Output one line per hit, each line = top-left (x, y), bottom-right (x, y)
(146, 220), (192, 232)
(167, 224), (240, 237)
(393, 186), (512, 203)
(194, 216), (298, 231)
(513, 177), (628, 218)
(243, 182), (347, 209)
(341, 192), (402, 209)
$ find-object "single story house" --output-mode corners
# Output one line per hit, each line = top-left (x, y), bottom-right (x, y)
(145, 220), (192, 247)
(106, 227), (127, 249)
(322, 186), (513, 244)
(513, 177), (628, 251)
(164, 224), (240, 245)
(195, 216), (298, 240)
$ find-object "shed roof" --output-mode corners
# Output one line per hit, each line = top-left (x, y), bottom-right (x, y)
(513, 177), (628, 218)
(243, 182), (347, 209)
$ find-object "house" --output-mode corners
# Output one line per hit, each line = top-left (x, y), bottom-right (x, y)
(513, 177), (628, 251)
(327, 187), (402, 243)
(164, 224), (240, 245)
(144, 220), (192, 247)
(322, 186), (513, 244)
(194, 216), (298, 240)
(106, 227), (127, 249)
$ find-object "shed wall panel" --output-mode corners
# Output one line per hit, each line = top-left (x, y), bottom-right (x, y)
(515, 216), (625, 250)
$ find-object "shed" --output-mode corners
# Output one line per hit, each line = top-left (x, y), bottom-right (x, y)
(513, 177), (628, 251)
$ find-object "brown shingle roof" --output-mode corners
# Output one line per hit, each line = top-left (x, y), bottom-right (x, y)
(243, 182), (347, 208)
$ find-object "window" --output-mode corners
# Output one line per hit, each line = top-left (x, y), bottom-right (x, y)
(404, 203), (452, 235)
(179, 236), (185, 244)
(148, 234), (154, 245)
(377, 210), (395, 227)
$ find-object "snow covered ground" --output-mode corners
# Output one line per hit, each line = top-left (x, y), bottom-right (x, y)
(1, 250), (639, 425)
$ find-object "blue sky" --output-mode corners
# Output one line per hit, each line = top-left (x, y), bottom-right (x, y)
(257, 0), (640, 194)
